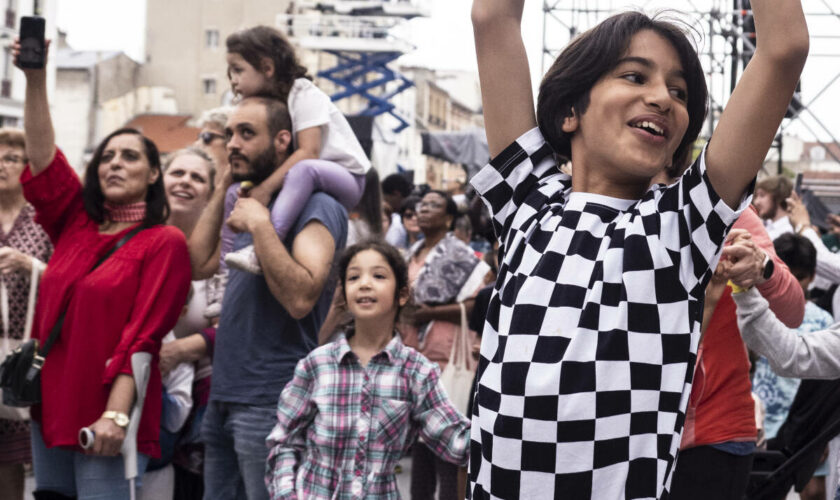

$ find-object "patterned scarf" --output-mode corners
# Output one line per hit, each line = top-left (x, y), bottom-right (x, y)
(409, 233), (490, 344)
(104, 201), (147, 222)
(410, 233), (486, 305)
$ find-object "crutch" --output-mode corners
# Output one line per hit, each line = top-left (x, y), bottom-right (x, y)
(79, 351), (152, 500)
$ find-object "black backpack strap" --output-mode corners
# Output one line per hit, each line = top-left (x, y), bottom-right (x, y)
(39, 225), (144, 357)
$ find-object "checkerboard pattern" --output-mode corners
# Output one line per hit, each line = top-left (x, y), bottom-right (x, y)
(468, 128), (750, 499)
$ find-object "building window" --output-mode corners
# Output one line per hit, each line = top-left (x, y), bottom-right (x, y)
(203, 78), (217, 95)
(205, 29), (219, 48)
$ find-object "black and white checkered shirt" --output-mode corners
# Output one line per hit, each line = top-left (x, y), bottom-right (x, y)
(468, 129), (750, 499)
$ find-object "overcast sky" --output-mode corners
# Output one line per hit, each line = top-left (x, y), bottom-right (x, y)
(56, 0), (840, 145)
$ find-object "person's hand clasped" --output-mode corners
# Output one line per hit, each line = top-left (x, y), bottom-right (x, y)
(718, 229), (766, 289)
(226, 197), (271, 233)
(0, 247), (33, 274)
(87, 416), (126, 456)
(158, 340), (183, 377)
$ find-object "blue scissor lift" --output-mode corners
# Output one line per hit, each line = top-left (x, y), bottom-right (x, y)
(279, 0), (427, 133)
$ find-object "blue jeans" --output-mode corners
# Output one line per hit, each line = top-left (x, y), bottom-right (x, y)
(31, 421), (149, 499)
(201, 401), (276, 500)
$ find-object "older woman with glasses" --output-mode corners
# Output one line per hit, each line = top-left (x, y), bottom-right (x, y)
(194, 107), (232, 175)
(15, 41), (191, 499)
(0, 128), (52, 500)
(193, 107), (233, 319)
(400, 189), (490, 500)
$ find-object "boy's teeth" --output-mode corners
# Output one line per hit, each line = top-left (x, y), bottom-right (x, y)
(634, 121), (663, 135)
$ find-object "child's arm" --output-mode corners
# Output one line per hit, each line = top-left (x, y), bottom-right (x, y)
(160, 360), (195, 433)
(411, 362), (470, 466)
(472, 0), (536, 157)
(733, 287), (840, 379)
(266, 358), (317, 500)
(248, 126), (321, 206)
(706, 0), (809, 208)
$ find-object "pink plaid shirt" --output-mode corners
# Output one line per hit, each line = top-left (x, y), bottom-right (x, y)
(265, 334), (470, 499)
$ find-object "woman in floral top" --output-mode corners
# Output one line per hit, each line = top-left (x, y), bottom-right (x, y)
(0, 127), (52, 500)
(266, 241), (470, 499)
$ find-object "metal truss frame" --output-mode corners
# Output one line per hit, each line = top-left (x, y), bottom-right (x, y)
(541, 0), (840, 171)
(317, 50), (414, 132)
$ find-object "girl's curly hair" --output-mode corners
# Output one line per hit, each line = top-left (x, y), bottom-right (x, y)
(226, 25), (311, 102)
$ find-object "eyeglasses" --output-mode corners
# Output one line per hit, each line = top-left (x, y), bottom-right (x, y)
(402, 211), (417, 219)
(199, 131), (226, 145)
(0, 155), (25, 166)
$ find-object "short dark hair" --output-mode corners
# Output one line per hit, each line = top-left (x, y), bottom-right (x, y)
(756, 176), (793, 209)
(338, 240), (409, 322)
(239, 95), (293, 140)
(82, 128), (169, 228)
(537, 11), (707, 175)
(382, 173), (413, 198)
(225, 25), (310, 102)
(399, 195), (421, 218)
(774, 232), (817, 280)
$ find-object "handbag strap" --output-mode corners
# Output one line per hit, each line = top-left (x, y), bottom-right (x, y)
(23, 258), (45, 343)
(1, 280), (8, 356)
(447, 302), (470, 370)
(40, 225), (144, 357)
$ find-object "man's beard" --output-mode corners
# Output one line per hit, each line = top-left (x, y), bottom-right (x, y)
(230, 144), (277, 185)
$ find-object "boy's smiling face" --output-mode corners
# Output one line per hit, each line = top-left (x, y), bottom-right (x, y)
(565, 29), (690, 195)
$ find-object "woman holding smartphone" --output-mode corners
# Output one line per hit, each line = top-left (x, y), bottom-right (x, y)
(14, 40), (191, 499)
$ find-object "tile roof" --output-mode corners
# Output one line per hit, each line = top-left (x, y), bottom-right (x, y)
(123, 114), (201, 154)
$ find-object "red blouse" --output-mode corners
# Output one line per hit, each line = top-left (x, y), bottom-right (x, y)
(21, 149), (191, 458)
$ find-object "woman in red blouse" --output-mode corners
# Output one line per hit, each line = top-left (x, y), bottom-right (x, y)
(14, 42), (191, 498)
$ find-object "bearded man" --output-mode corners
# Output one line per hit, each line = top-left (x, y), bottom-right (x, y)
(189, 96), (348, 500)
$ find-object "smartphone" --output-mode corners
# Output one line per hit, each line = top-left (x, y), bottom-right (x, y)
(18, 16), (45, 69)
(794, 172), (803, 196)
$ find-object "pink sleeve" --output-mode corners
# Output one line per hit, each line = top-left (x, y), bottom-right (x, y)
(737, 207), (805, 327)
(103, 227), (192, 383)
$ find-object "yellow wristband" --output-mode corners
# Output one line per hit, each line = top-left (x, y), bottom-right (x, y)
(728, 280), (750, 294)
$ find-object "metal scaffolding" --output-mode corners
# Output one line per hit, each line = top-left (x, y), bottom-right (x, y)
(278, 1), (428, 133)
(541, 0), (840, 171)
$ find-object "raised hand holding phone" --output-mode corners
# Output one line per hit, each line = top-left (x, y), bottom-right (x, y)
(17, 16), (45, 69)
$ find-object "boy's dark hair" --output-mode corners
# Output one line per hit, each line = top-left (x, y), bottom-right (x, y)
(757, 176), (793, 209)
(382, 173), (413, 198)
(83, 128), (169, 228)
(774, 232), (817, 280)
(226, 26), (311, 102)
(337, 241), (409, 321)
(537, 11), (708, 176)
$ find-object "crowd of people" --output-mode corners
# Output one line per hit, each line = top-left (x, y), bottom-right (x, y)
(1, 0), (837, 499)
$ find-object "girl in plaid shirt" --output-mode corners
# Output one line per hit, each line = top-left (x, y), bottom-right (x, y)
(265, 241), (471, 499)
